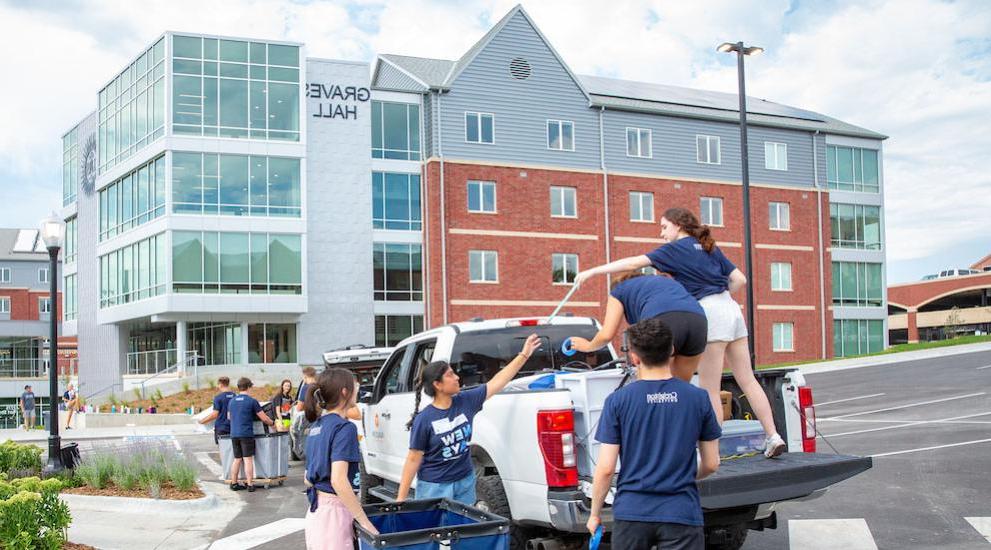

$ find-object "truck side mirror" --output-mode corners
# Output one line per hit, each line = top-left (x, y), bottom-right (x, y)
(358, 385), (374, 403)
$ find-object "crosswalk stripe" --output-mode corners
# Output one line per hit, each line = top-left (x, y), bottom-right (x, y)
(966, 517), (991, 543)
(208, 518), (305, 549)
(195, 451), (225, 480)
(789, 519), (878, 549)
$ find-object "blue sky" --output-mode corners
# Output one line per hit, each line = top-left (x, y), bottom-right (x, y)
(0, 0), (988, 283)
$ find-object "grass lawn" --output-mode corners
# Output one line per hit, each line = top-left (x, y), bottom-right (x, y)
(756, 333), (991, 370)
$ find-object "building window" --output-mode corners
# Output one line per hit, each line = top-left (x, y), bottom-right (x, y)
(375, 315), (424, 347)
(550, 186), (577, 218)
(188, 322), (242, 366)
(100, 233), (168, 308)
(626, 127), (652, 158)
(64, 274), (77, 321)
(771, 262), (792, 291)
(372, 101), (420, 160)
(39, 298), (51, 315)
(373, 243), (423, 301)
(765, 142), (788, 171)
(39, 268), (49, 284)
(465, 112), (494, 144)
(827, 145), (879, 193)
(467, 180), (496, 213)
(372, 172), (422, 231)
(248, 323), (297, 363)
(696, 135), (721, 164)
(773, 323), (794, 352)
(0, 268), (9, 284)
(171, 35), (300, 142)
(173, 153), (301, 218)
(469, 250), (498, 283)
(700, 197), (723, 226)
(0, 297), (9, 314)
(552, 253), (579, 284)
(832, 261), (883, 307)
(547, 120), (574, 151)
(834, 319), (884, 357)
(99, 37), (165, 172)
(171, 231), (302, 297)
(830, 204), (881, 250)
(64, 217), (77, 265)
(100, 155), (166, 241)
(769, 202), (790, 231)
(63, 126), (79, 206)
(629, 192), (654, 222)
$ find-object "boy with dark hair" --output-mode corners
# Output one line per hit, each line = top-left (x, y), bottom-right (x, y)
(227, 377), (275, 492)
(199, 377), (235, 445)
(587, 317), (721, 549)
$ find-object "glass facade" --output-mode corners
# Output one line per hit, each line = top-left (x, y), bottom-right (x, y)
(827, 145), (879, 193)
(64, 217), (77, 265)
(372, 172), (421, 230)
(62, 127), (78, 206)
(371, 101), (420, 160)
(375, 315), (424, 347)
(64, 274), (77, 321)
(172, 231), (302, 295)
(172, 152), (301, 217)
(834, 319), (884, 357)
(188, 322), (241, 366)
(832, 261), (883, 307)
(99, 233), (167, 308)
(99, 155), (166, 241)
(99, 38), (166, 172)
(248, 323), (297, 363)
(172, 35), (300, 141)
(373, 243), (423, 301)
(830, 203), (881, 250)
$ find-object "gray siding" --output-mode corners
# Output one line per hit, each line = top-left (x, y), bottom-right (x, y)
(0, 260), (54, 291)
(375, 61), (428, 93)
(422, 93), (434, 158)
(438, 11), (600, 169)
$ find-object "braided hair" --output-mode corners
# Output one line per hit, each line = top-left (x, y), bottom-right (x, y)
(406, 361), (451, 430)
(663, 207), (716, 252)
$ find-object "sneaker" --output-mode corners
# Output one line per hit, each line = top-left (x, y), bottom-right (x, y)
(764, 433), (786, 458)
(247, 484), (256, 493)
(230, 483), (246, 491)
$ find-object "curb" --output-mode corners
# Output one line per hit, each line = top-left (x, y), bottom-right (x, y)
(61, 483), (218, 515)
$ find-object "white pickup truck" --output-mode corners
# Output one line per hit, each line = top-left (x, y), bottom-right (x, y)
(357, 316), (871, 550)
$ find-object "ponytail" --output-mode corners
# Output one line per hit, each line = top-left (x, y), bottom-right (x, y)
(304, 368), (357, 423)
(406, 361), (450, 431)
(663, 207), (716, 252)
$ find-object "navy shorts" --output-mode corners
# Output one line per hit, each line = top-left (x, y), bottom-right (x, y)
(653, 311), (708, 357)
(232, 437), (256, 458)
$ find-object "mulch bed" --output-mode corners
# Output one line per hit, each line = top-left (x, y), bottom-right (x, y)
(64, 543), (97, 550)
(119, 384), (279, 414)
(63, 483), (204, 500)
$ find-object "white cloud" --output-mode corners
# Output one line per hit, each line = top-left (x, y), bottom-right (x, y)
(0, 0), (987, 282)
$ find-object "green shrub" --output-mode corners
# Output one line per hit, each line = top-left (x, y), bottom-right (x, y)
(182, 381), (191, 394)
(133, 388), (143, 401)
(107, 393), (119, 407)
(111, 464), (140, 491)
(155, 388), (164, 400)
(0, 441), (43, 476)
(75, 453), (116, 490)
(207, 378), (216, 390)
(0, 478), (69, 550)
(167, 458), (197, 491)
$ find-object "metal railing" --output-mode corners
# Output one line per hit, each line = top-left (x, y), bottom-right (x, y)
(138, 351), (201, 399)
(0, 358), (46, 378)
(126, 348), (178, 376)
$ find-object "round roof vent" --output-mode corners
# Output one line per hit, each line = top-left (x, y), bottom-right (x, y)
(509, 57), (531, 80)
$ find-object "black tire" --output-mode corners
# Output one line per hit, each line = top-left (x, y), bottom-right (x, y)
(359, 461), (383, 505)
(705, 525), (748, 550)
(475, 474), (540, 550)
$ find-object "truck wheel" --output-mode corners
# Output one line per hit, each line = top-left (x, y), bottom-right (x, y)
(705, 525), (748, 550)
(359, 461), (383, 505)
(475, 474), (539, 550)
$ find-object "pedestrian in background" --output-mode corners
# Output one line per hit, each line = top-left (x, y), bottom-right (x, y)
(272, 379), (295, 432)
(62, 383), (79, 430)
(199, 377), (235, 444)
(20, 385), (36, 430)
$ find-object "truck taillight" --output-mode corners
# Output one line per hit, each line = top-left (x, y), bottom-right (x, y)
(799, 386), (816, 453)
(537, 410), (579, 487)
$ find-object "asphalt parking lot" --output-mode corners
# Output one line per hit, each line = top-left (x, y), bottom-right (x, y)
(183, 348), (991, 549)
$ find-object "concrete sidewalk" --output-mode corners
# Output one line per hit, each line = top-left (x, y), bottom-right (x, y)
(0, 422), (205, 444)
(795, 341), (991, 375)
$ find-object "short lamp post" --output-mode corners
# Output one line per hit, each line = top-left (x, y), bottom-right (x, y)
(40, 213), (65, 475)
(717, 41), (764, 369)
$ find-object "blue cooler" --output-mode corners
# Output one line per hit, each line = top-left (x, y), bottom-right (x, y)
(719, 419), (766, 457)
(356, 499), (509, 550)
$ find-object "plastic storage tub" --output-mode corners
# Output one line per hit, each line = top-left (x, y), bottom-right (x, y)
(554, 369), (631, 476)
(218, 428), (289, 487)
(355, 498), (509, 550)
(719, 419), (766, 457)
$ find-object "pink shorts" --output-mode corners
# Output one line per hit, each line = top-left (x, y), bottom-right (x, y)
(305, 492), (355, 550)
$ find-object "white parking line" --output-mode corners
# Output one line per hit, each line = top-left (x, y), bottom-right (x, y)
(820, 392), (986, 421)
(871, 437), (991, 458)
(965, 517), (991, 543)
(789, 519), (878, 549)
(208, 518), (305, 549)
(826, 417), (991, 425)
(826, 411), (991, 437)
(816, 393), (885, 407)
(195, 451), (225, 480)
(977, 365), (991, 370)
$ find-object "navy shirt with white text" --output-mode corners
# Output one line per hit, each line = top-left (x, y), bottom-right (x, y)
(409, 385), (487, 483)
(228, 394), (262, 438)
(212, 391), (235, 433)
(646, 237), (737, 300)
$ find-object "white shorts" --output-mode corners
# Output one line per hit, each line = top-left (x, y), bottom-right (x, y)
(699, 291), (748, 343)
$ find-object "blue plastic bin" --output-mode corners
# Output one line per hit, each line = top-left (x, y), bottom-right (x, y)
(356, 498), (509, 550)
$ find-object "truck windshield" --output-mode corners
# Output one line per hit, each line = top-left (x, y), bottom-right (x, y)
(449, 324), (614, 388)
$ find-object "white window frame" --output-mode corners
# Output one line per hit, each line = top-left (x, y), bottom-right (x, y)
(551, 253), (579, 285)
(771, 262), (793, 291)
(39, 297), (52, 315)
(700, 197), (724, 227)
(546, 120), (575, 151)
(468, 250), (498, 283)
(765, 142), (788, 171)
(0, 267), (10, 283)
(629, 191), (654, 223)
(39, 268), (49, 284)
(467, 180), (497, 214)
(696, 135), (721, 164)
(626, 127), (652, 158)
(773, 322), (795, 352)
(769, 202), (791, 231)
(550, 186), (577, 218)
(465, 112), (495, 144)
(0, 297), (9, 314)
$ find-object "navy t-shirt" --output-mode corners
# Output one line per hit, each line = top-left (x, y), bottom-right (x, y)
(409, 385), (488, 483)
(610, 276), (704, 324)
(305, 413), (361, 496)
(646, 237), (737, 300)
(212, 391), (235, 433)
(595, 378), (722, 526)
(21, 392), (36, 411)
(228, 394), (262, 438)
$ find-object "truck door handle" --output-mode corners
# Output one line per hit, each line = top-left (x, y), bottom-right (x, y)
(381, 412), (391, 419)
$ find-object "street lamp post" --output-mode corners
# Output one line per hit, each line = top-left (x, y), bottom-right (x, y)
(40, 214), (65, 475)
(717, 41), (763, 368)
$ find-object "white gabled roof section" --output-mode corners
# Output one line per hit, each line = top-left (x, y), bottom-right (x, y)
(373, 55), (431, 92)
